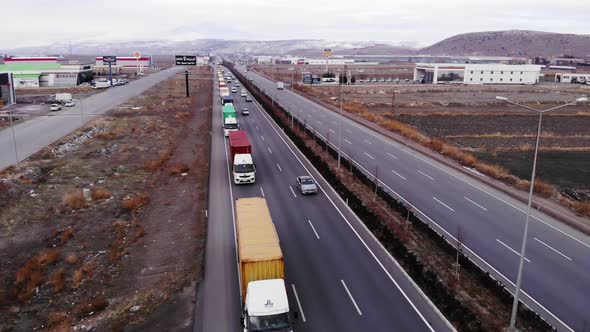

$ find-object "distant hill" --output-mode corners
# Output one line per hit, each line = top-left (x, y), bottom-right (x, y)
(418, 30), (590, 58)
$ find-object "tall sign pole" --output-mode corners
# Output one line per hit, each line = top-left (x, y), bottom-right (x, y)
(323, 48), (332, 72)
(102, 56), (117, 87)
(134, 51), (141, 75)
(175, 55), (197, 98)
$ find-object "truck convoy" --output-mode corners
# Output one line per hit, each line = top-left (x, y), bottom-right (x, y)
(277, 81), (284, 90)
(236, 197), (295, 331)
(229, 130), (255, 184)
(223, 104), (239, 137)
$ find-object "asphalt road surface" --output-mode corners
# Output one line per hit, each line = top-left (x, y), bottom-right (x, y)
(236, 65), (590, 331)
(197, 69), (453, 331)
(0, 66), (182, 170)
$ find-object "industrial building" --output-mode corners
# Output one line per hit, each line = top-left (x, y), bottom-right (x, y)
(555, 72), (590, 83)
(94, 56), (152, 74)
(0, 72), (16, 107)
(414, 63), (542, 85)
(0, 57), (93, 88)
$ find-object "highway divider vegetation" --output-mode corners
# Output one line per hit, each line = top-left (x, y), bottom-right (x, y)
(227, 62), (554, 331)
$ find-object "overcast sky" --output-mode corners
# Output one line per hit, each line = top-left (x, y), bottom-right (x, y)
(2, 0), (589, 49)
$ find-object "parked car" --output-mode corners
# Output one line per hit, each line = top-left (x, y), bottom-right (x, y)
(50, 104), (62, 111)
(241, 107), (249, 116)
(245, 96), (252, 102)
(296, 176), (318, 195)
(64, 101), (75, 107)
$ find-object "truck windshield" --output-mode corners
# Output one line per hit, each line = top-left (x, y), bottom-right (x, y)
(224, 123), (238, 129)
(235, 164), (255, 173)
(248, 313), (290, 331)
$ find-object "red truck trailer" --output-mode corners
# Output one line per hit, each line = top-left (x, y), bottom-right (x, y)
(229, 130), (252, 162)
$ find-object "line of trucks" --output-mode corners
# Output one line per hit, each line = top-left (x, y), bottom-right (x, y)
(218, 67), (256, 185)
(218, 67), (297, 331)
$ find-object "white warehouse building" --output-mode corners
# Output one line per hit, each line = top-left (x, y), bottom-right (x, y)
(414, 63), (542, 85)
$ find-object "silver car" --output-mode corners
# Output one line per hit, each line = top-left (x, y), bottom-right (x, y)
(296, 176), (318, 195)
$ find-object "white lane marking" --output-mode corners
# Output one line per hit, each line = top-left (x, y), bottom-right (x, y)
(291, 284), (307, 323)
(464, 197), (487, 211)
(345, 128), (353, 134)
(329, 128), (336, 134)
(253, 76), (441, 332)
(417, 170), (433, 180)
(497, 239), (531, 263)
(364, 152), (375, 160)
(260, 186), (265, 197)
(341, 280), (363, 316)
(386, 152), (398, 160)
(534, 238), (572, 261)
(256, 125), (259, 131)
(391, 170), (407, 180)
(308, 220), (320, 239)
(276, 163), (283, 173)
(344, 139), (353, 145)
(363, 139), (372, 145)
(261, 135), (265, 141)
(306, 113), (311, 118)
(433, 197), (455, 212)
(289, 186), (297, 198)
(267, 146), (273, 154)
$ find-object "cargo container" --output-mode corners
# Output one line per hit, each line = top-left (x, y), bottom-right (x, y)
(236, 197), (295, 331)
(229, 130), (255, 184)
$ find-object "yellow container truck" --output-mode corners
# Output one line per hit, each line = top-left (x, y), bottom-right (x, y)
(236, 197), (296, 331)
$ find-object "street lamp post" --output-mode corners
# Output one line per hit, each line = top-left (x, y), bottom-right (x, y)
(496, 95), (588, 332)
(338, 83), (344, 169)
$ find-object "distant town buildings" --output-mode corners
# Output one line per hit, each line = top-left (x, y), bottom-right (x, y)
(414, 63), (542, 85)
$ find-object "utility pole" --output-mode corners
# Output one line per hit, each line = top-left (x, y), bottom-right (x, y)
(185, 69), (190, 97)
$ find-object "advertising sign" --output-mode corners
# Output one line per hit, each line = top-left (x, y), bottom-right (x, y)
(175, 55), (197, 66)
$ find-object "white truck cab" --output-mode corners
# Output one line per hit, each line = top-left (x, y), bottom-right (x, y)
(242, 279), (294, 332)
(233, 153), (255, 184)
(224, 117), (239, 137)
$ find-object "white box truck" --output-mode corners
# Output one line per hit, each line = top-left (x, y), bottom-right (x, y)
(277, 81), (284, 90)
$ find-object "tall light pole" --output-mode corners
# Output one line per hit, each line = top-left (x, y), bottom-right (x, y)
(496, 95), (588, 332)
(337, 83), (344, 169)
(288, 67), (295, 91)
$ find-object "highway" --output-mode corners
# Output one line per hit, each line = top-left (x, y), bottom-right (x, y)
(0, 66), (182, 170)
(198, 69), (453, 331)
(234, 65), (590, 331)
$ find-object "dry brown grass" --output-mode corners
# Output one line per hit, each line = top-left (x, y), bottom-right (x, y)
(168, 163), (190, 175)
(14, 256), (46, 301)
(37, 249), (60, 266)
(132, 225), (146, 242)
(516, 179), (555, 197)
(174, 111), (191, 120)
(65, 254), (78, 264)
(95, 131), (118, 140)
(59, 227), (74, 246)
(121, 193), (150, 211)
(565, 199), (590, 216)
(49, 268), (66, 293)
(46, 311), (70, 328)
(91, 188), (112, 200)
(74, 296), (108, 318)
(143, 151), (171, 171)
(61, 190), (87, 210)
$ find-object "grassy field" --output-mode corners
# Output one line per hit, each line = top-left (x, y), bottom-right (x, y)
(475, 151), (590, 190)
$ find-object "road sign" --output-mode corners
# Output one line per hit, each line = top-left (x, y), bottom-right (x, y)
(175, 55), (197, 66)
(102, 56), (117, 65)
(134, 51), (141, 58)
(323, 48), (332, 57)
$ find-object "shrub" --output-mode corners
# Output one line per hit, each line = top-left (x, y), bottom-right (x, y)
(47, 311), (69, 328)
(143, 151), (171, 171)
(65, 254), (78, 264)
(132, 225), (146, 241)
(121, 193), (150, 211)
(37, 249), (60, 266)
(71, 268), (84, 289)
(50, 268), (66, 293)
(74, 297), (108, 318)
(59, 227), (75, 246)
(61, 190), (87, 210)
(169, 163), (190, 175)
(91, 188), (112, 200)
